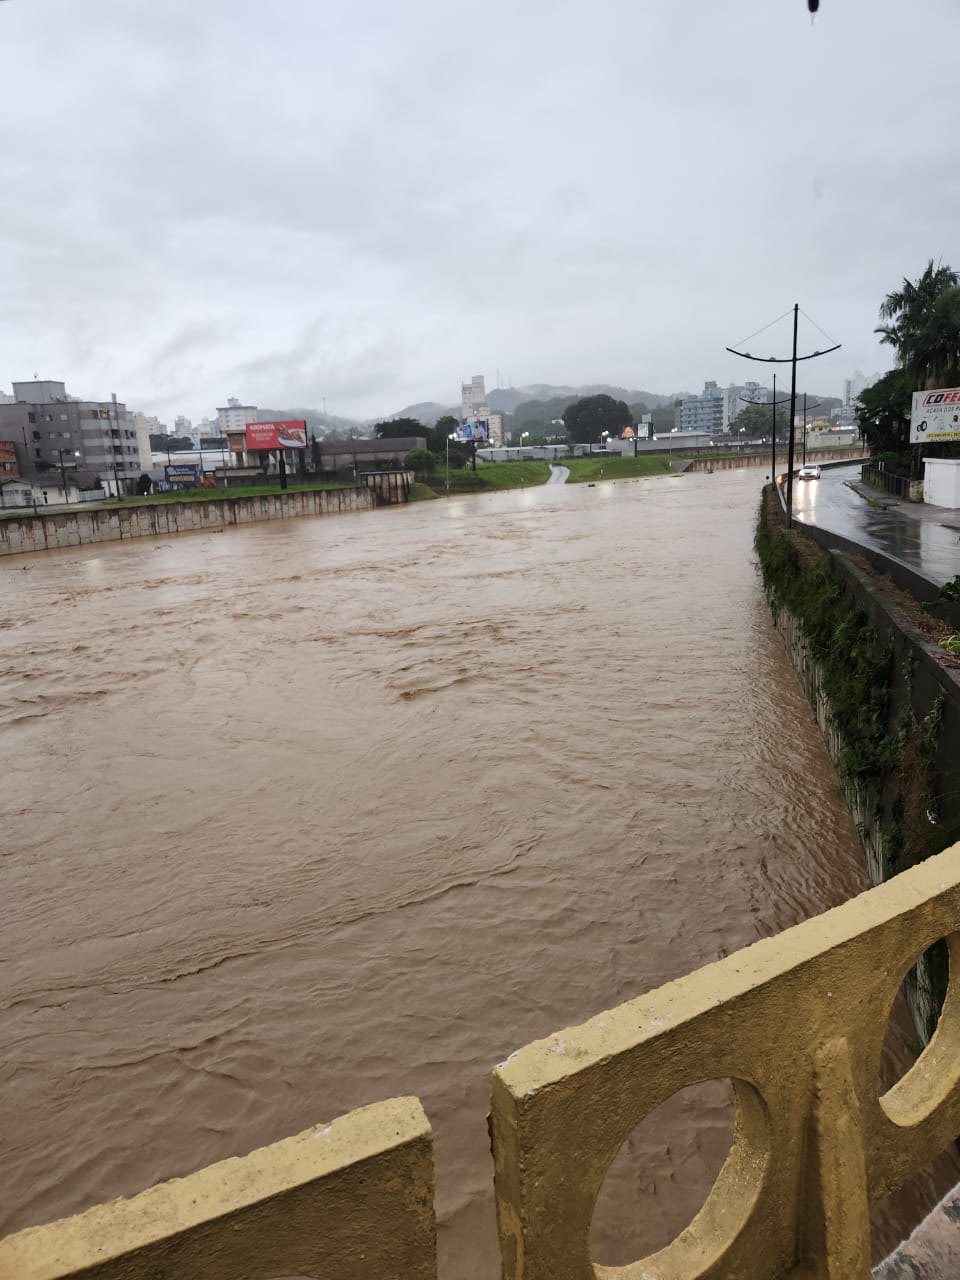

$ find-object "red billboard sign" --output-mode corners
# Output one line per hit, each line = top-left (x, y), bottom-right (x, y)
(244, 420), (308, 450)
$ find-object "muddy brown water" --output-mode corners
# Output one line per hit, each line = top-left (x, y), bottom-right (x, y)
(0, 470), (955, 1275)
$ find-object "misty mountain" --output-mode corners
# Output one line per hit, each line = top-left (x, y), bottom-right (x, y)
(389, 401), (458, 426)
(388, 384), (681, 424)
(485, 388), (527, 412)
(258, 408), (368, 438)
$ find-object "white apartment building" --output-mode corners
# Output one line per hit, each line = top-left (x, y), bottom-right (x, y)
(216, 398), (259, 435)
(680, 381), (724, 435)
(459, 374), (505, 445)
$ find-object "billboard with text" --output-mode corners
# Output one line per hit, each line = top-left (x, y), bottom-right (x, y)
(911, 389), (960, 443)
(245, 420), (308, 450)
(165, 464), (200, 483)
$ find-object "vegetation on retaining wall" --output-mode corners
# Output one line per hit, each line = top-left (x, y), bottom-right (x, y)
(755, 489), (960, 1040)
(755, 509), (899, 795)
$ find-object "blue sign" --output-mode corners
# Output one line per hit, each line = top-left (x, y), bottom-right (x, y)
(165, 464), (200, 483)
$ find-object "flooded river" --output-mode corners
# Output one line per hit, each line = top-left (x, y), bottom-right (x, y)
(0, 470), (953, 1274)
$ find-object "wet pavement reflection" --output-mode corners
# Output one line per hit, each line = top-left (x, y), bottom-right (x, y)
(791, 464), (960, 584)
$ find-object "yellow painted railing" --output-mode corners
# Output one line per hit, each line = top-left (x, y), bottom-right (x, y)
(3, 844), (960, 1280)
(0, 1098), (435, 1280)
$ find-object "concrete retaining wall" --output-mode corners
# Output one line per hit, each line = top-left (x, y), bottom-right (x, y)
(0, 486), (377, 557)
(684, 447), (868, 473)
(763, 528), (960, 1042)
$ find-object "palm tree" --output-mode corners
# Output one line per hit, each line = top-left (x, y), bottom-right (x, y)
(875, 259), (960, 386)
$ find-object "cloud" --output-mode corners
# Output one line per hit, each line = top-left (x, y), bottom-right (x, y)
(0, 0), (956, 421)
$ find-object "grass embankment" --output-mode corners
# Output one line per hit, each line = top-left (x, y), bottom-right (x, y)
(0, 480), (352, 519)
(408, 482), (439, 501)
(115, 480), (348, 505)
(563, 455), (674, 483)
(423, 461), (551, 494)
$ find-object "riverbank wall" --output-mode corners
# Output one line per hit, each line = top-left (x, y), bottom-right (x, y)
(684, 446), (868, 473)
(0, 485), (381, 557)
(756, 486), (960, 1041)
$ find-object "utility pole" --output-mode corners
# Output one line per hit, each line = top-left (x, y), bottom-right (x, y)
(740, 379), (789, 478)
(727, 304), (840, 526)
(801, 394), (823, 464)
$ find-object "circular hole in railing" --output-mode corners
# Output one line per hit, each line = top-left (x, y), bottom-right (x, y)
(590, 1077), (767, 1269)
(879, 934), (960, 1125)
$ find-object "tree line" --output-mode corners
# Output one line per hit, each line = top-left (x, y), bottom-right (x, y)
(858, 260), (960, 457)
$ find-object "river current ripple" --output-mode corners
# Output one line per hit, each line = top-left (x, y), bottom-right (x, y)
(0, 470), (953, 1274)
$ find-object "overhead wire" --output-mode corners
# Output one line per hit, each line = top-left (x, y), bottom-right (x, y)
(728, 308), (796, 353)
(799, 308), (841, 349)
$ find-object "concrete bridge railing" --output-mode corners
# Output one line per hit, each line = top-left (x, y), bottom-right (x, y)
(4, 844), (960, 1280)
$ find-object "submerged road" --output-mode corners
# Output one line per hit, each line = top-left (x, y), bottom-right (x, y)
(791, 463), (960, 586)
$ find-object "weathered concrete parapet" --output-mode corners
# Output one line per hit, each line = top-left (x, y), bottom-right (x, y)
(0, 1097), (436, 1280)
(0, 486), (380, 557)
(490, 842), (960, 1280)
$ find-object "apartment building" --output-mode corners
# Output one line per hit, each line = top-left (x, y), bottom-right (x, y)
(0, 380), (149, 494)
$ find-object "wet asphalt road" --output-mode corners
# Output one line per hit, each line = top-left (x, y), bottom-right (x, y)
(789, 463), (960, 586)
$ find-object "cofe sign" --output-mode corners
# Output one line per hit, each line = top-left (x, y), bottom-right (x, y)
(911, 388), (960, 443)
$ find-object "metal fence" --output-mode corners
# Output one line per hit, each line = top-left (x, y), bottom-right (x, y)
(861, 461), (911, 500)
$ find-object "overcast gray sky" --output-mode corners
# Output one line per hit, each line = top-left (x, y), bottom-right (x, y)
(2, 0), (957, 422)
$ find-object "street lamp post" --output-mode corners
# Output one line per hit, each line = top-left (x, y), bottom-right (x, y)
(801, 394), (823, 465)
(519, 430), (529, 460)
(727, 303), (840, 525)
(57, 449), (81, 503)
(446, 432), (456, 491)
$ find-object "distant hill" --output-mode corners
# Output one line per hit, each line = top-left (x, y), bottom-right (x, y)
(390, 402), (457, 426)
(486, 388), (528, 412)
(258, 407), (367, 438)
(386, 384), (680, 424)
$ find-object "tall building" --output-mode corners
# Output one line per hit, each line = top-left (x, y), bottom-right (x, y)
(459, 374), (504, 445)
(843, 371), (879, 406)
(680, 381), (724, 435)
(216, 398), (258, 435)
(722, 381), (765, 431)
(461, 376), (487, 420)
(0, 379), (149, 494)
(174, 414), (192, 437)
(132, 413), (166, 465)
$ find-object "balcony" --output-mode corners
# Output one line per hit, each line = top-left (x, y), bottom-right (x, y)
(2, 843), (959, 1280)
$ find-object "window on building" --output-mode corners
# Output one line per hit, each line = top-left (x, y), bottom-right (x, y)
(27, 412), (36, 423)
(34, 447), (42, 458)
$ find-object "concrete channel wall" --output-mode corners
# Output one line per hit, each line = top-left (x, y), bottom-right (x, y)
(684, 446), (868, 473)
(760, 486), (960, 1045)
(4, 846), (960, 1278)
(0, 485), (379, 557)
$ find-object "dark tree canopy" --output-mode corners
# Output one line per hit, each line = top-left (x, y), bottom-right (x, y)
(150, 433), (194, 452)
(729, 401), (788, 440)
(374, 417), (426, 440)
(562, 395), (632, 443)
(876, 259), (960, 390)
(856, 369), (913, 455)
